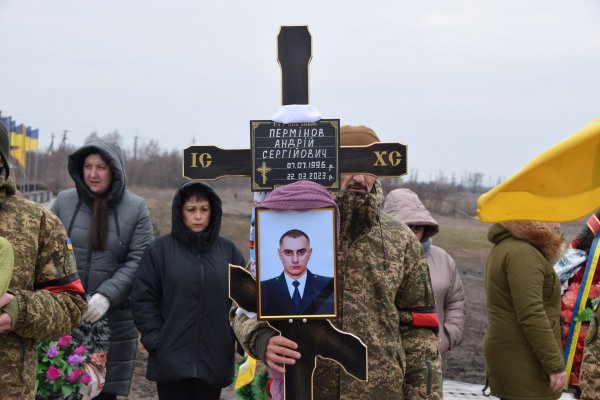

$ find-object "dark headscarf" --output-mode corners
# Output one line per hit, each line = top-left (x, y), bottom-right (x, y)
(171, 181), (222, 254)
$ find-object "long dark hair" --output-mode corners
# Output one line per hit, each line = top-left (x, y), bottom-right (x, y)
(90, 193), (108, 252)
(87, 151), (110, 252)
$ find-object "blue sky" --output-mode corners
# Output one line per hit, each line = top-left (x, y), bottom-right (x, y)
(1, 0), (599, 182)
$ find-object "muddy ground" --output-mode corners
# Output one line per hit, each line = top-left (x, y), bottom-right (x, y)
(118, 185), (585, 399)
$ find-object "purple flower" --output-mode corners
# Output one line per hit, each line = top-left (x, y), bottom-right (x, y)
(46, 366), (61, 381)
(67, 354), (84, 366)
(80, 373), (92, 385)
(56, 335), (72, 350)
(46, 345), (59, 358)
(73, 344), (87, 356)
(66, 369), (82, 383)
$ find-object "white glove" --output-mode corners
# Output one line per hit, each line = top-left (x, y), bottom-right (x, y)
(83, 293), (110, 323)
(271, 104), (321, 124)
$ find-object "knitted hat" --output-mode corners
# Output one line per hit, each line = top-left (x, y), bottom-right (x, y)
(0, 124), (10, 177)
(340, 125), (380, 146)
(259, 180), (340, 234)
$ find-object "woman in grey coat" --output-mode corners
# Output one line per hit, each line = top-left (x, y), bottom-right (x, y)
(51, 137), (154, 399)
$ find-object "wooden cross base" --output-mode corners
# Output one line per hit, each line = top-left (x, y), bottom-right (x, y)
(229, 265), (367, 400)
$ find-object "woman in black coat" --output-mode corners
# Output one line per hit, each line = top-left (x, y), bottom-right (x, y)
(131, 181), (245, 400)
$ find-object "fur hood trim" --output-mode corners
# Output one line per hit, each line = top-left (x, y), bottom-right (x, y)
(501, 221), (564, 264)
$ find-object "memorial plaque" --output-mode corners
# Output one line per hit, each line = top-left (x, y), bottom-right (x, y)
(250, 119), (340, 191)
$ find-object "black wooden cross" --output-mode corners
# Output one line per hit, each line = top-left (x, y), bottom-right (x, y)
(184, 25), (408, 399)
(182, 26), (407, 189)
(278, 26), (311, 105)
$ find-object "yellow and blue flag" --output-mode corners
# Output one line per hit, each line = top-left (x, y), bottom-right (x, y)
(477, 118), (600, 223)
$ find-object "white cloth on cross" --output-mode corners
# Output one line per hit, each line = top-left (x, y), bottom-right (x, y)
(271, 104), (321, 123)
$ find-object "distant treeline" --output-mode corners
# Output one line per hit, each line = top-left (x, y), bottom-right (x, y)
(34, 131), (488, 216)
(381, 173), (491, 218)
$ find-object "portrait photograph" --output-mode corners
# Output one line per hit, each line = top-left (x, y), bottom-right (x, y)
(256, 207), (337, 320)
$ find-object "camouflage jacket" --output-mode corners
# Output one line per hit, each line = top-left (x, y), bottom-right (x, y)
(230, 181), (442, 399)
(0, 176), (86, 399)
(580, 304), (600, 400)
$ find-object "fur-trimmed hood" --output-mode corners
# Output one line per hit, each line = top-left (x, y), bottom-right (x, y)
(488, 221), (564, 264)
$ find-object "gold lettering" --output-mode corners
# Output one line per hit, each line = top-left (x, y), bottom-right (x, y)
(374, 151), (387, 166)
(388, 151), (401, 166)
(190, 153), (213, 168)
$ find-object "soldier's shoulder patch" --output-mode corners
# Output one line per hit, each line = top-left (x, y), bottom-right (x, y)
(66, 238), (73, 251)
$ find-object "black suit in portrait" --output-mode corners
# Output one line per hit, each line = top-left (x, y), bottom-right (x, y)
(260, 269), (335, 317)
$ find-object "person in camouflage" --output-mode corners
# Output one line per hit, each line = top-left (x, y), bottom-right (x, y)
(580, 303), (600, 400)
(0, 123), (87, 399)
(230, 125), (442, 399)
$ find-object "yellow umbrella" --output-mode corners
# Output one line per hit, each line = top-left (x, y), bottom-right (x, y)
(477, 118), (600, 223)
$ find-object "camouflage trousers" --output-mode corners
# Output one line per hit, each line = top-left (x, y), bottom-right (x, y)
(580, 308), (600, 400)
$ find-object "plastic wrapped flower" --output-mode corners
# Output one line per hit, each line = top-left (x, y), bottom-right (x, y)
(36, 313), (110, 400)
(36, 336), (87, 400)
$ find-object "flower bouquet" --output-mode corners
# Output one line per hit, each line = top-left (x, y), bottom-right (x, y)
(36, 316), (110, 400)
(559, 211), (600, 388)
(35, 334), (92, 400)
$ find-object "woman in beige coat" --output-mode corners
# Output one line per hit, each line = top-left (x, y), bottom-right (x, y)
(383, 188), (466, 371)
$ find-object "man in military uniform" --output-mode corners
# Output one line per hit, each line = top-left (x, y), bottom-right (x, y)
(0, 123), (87, 399)
(231, 125), (442, 399)
(580, 302), (600, 400)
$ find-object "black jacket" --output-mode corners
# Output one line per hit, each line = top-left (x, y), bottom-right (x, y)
(131, 181), (245, 386)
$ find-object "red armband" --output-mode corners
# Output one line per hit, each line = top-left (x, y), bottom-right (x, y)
(411, 311), (440, 328)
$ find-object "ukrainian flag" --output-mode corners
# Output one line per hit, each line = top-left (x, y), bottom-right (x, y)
(10, 124), (26, 168)
(477, 118), (600, 223)
(25, 128), (39, 152)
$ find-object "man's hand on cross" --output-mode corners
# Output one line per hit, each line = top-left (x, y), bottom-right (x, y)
(265, 335), (301, 373)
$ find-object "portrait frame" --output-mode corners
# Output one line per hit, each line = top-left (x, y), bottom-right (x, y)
(256, 207), (338, 320)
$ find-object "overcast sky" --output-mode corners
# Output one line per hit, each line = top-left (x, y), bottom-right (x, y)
(1, 0), (599, 183)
